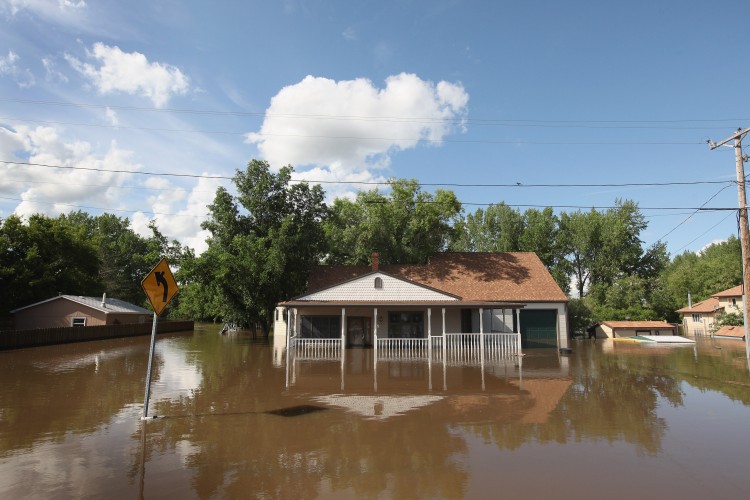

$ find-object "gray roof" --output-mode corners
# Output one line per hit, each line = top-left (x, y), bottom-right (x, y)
(11, 295), (152, 315)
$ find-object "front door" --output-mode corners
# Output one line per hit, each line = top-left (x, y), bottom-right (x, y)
(347, 317), (372, 347)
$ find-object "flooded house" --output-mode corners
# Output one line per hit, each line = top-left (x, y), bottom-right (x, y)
(11, 294), (152, 330)
(676, 285), (744, 337)
(587, 320), (678, 339)
(274, 252), (569, 359)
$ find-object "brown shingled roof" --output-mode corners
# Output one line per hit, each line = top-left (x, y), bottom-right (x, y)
(306, 252), (567, 302)
(712, 285), (744, 298)
(675, 297), (722, 314)
(714, 325), (745, 338)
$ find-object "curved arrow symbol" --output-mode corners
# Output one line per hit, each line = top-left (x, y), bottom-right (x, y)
(155, 271), (168, 302)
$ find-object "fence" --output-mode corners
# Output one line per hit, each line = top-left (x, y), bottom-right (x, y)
(377, 337), (429, 360)
(289, 337), (343, 360)
(0, 320), (194, 350)
(375, 333), (521, 363)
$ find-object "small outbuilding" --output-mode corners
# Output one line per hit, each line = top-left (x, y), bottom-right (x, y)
(11, 294), (152, 330)
(713, 325), (746, 340)
(587, 320), (677, 339)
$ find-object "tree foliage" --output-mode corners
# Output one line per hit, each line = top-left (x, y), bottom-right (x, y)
(662, 236), (742, 308)
(191, 160), (327, 333)
(323, 178), (461, 265)
(0, 212), (183, 317)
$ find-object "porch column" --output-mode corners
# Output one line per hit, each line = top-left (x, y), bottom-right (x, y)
(285, 307), (291, 348)
(442, 307), (446, 362)
(516, 308), (522, 355)
(479, 307), (485, 360)
(374, 307), (378, 359)
(427, 308), (432, 360)
(341, 307), (346, 349)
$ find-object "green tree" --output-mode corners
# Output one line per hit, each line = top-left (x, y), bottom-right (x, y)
(663, 236), (742, 308)
(713, 311), (744, 330)
(0, 214), (101, 315)
(560, 199), (654, 299)
(197, 159), (327, 334)
(558, 208), (603, 298)
(324, 179), (461, 265)
(451, 203), (523, 252)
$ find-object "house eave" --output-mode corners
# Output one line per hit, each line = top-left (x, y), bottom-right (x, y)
(279, 300), (528, 308)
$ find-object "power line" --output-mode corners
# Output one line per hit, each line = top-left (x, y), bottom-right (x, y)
(656, 184), (733, 241)
(1, 97), (747, 127)
(0, 196), (208, 219)
(2, 113), (743, 133)
(673, 212), (735, 253)
(0, 160), (736, 188)
(0, 194), (736, 217)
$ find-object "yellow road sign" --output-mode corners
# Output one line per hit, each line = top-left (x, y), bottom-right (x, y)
(141, 257), (179, 316)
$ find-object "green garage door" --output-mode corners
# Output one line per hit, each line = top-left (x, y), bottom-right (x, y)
(520, 310), (558, 348)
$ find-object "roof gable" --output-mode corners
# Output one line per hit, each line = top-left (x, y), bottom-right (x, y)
(297, 271), (458, 302)
(11, 295), (151, 315)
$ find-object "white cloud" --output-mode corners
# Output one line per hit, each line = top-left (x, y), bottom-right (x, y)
(0, 126), (138, 218)
(246, 73), (469, 183)
(2, 0), (86, 18)
(104, 107), (119, 126)
(342, 26), (356, 41)
(0, 49), (35, 87)
(42, 56), (69, 83)
(65, 43), (190, 108)
(131, 175), (222, 255)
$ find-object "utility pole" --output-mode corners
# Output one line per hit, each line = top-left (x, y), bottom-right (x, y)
(709, 127), (750, 359)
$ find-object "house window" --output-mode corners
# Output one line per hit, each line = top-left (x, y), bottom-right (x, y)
(388, 311), (424, 338)
(732, 298), (737, 307)
(301, 316), (341, 339)
(72, 317), (86, 327)
(374, 277), (383, 289)
(691, 314), (701, 322)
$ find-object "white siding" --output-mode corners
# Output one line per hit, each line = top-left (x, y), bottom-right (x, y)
(299, 273), (458, 302)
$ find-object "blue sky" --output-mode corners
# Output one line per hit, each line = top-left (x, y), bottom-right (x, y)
(1, 0), (749, 256)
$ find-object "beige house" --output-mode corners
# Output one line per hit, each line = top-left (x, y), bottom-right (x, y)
(11, 295), (152, 330)
(587, 320), (677, 339)
(275, 252), (570, 351)
(676, 285), (744, 336)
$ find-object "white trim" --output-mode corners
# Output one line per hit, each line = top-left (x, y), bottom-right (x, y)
(298, 272), (458, 302)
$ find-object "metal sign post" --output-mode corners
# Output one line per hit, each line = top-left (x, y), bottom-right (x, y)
(142, 312), (159, 419)
(140, 257), (179, 420)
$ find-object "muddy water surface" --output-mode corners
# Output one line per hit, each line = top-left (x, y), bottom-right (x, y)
(1, 325), (749, 499)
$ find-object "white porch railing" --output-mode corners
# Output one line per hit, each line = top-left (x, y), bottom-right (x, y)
(377, 337), (429, 359)
(290, 337), (343, 359)
(375, 333), (520, 362)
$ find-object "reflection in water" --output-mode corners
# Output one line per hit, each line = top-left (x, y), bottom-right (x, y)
(1, 327), (750, 499)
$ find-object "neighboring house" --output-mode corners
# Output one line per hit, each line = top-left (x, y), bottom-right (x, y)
(11, 294), (152, 330)
(275, 252), (570, 350)
(587, 320), (677, 339)
(713, 325), (746, 340)
(676, 285), (744, 336)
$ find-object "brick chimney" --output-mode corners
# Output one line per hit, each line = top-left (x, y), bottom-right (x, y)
(371, 251), (379, 272)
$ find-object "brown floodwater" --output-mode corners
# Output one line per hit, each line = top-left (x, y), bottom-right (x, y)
(1, 324), (750, 499)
